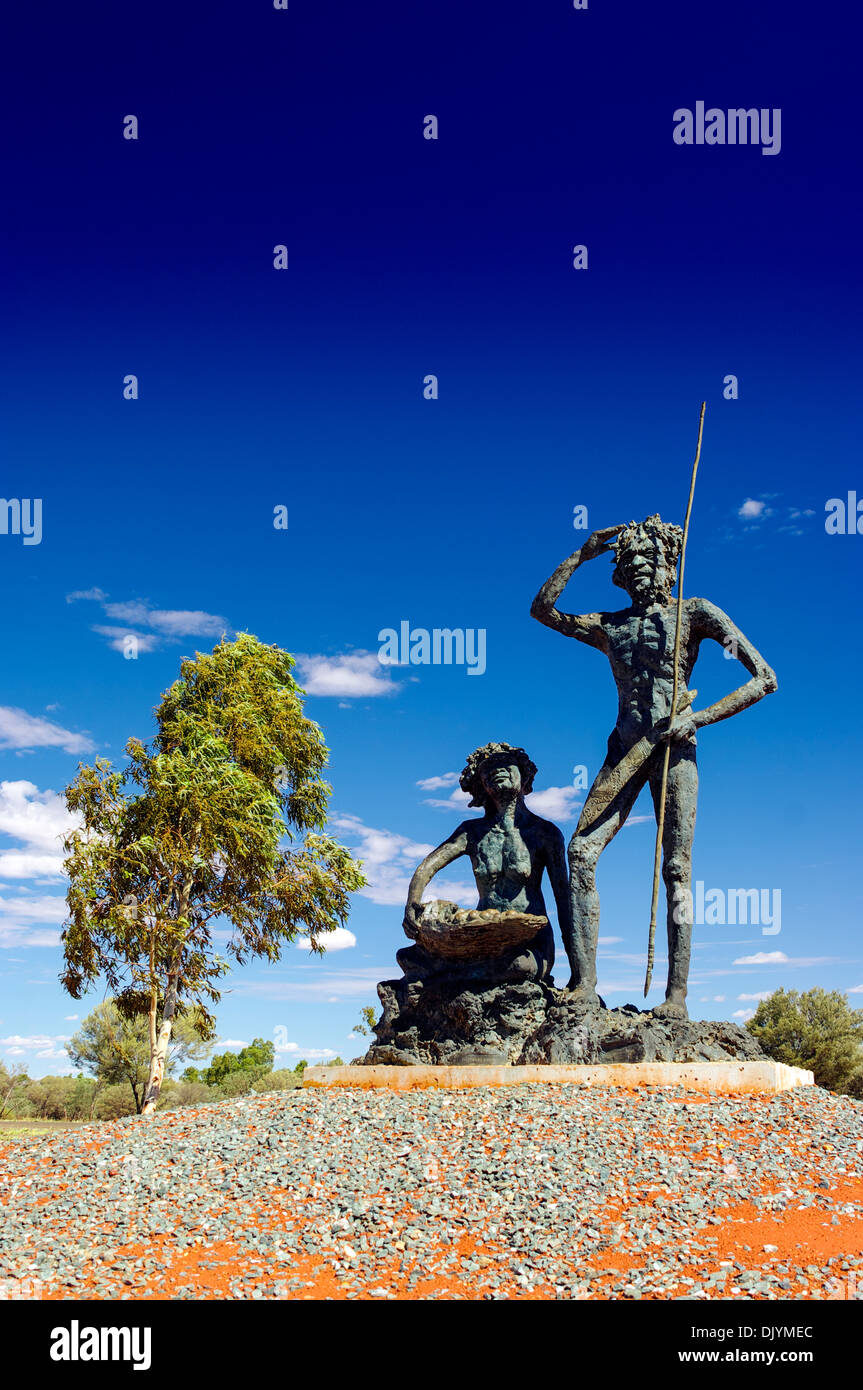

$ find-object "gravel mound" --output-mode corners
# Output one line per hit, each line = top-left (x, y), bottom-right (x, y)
(1, 1085), (861, 1300)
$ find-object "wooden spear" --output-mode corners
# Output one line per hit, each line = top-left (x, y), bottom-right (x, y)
(643, 402), (706, 997)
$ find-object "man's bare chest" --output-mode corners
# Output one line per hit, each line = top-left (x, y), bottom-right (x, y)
(605, 610), (683, 678)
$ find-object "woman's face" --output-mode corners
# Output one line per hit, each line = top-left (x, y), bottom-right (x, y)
(480, 758), (522, 798)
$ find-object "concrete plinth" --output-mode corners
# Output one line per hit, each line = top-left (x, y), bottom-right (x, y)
(304, 1060), (813, 1094)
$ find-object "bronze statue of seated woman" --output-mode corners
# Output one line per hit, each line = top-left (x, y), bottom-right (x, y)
(398, 742), (571, 986)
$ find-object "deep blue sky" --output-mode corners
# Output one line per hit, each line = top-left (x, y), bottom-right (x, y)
(2, 0), (861, 1075)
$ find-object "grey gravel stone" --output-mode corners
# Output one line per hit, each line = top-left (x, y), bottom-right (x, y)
(1, 1083), (860, 1301)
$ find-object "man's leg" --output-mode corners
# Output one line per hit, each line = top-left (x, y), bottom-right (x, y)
(648, 743), (698, 1018)
(567, 759), (649, 1006)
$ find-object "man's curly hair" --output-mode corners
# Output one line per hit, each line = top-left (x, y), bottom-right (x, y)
(459, 742), (538, 810)
(611, 513), (683, 591)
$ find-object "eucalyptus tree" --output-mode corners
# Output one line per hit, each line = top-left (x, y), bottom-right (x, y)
(67, 1001), (210, 1113)
(61, 634), (365, 1114)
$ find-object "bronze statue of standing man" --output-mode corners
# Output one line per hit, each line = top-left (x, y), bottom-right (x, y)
(531, 515), (777, 1018)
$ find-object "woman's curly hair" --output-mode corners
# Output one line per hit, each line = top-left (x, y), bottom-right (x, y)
(459, 742), (538, 810)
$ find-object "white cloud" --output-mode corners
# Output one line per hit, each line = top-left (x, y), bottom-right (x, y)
(332, 815), (432, 869)
(0, 893), (68, 948)
(694, 939), (774, 950)
(295, 927), (357, 953)
(847, 984), (863, 994)
(423, 787), (475, 813)
(0, 708), (94, 755)
(0, 854), (66, 881)
(423, 880), (476, 907)
(331, 813), (433, 905)
(91, 626), (162, 655)
(239, 969), (387, 1002)
(725, 497), (814, 540)
(295, 652), (398, 698)
(526, 785), (582, 821)
(77, 592), (229, 653)
(66, 587), (108, 603)
(358, 867), (415, 907)
(598, 936), (623, 945)
(0, 894), (68, 921)
(271, 1037), (338, 1060)
(420, 775), (583, 824)
(103, 602), (227, 638)
(733, 951), (789, 966)
(598, 978), (662, 994)
(1, 1033), (70, 1052)
(417, 772), (460, 791)
(0, 924), (63, 948)
(738, 991), (774, 1001)
(421, 783), (585, 824)
(64, 1014), (79, 1021)
(733, 1008), (755, 1021)
(100, 601), (168, 627)
(0, 781), (80, 883)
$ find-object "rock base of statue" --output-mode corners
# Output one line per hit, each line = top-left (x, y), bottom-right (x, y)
(362, 978), (764, 1067)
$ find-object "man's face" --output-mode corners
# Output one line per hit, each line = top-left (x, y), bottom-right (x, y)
(613, 536), (673, 605)
(480, 758), (522, 797)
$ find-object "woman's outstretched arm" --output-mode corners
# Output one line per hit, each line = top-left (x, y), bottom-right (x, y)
(404, 827), (471, 935)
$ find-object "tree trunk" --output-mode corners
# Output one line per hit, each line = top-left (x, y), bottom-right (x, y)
(142, 879), (193, 1116)
(147, 934), (158, 1077)
(89, 1080), (102, 1121)
(141, 969), (179, 1115)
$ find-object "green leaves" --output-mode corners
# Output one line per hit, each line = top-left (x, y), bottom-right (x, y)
(747, 987), (863, 1095)
(67, 1002), (212, 1112)
(61, 633), (366, 1105)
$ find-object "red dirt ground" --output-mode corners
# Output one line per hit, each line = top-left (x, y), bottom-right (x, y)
(3, 1091), (861, 1300)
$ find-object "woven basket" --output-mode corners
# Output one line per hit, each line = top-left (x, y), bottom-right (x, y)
(406, 899), (547, 961)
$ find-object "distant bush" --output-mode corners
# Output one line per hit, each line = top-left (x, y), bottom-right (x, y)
(167, 1081), (214, 1108)
(2, 1089), (36, 1120)
(94, 1083), (139, 1120)
(218, 1066), (272, 1098)
(0, 1050), (338, 1124)
(183, 1038), (276, 1088)
(252, 1069), (302, 1093)
(747, 988), (863, 1096)
(154, 1067), (308, 1109)
(68, 1002), (209, 1114)
(0, 1065), (98, 1121)
(0, 1064), (32, 1119)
